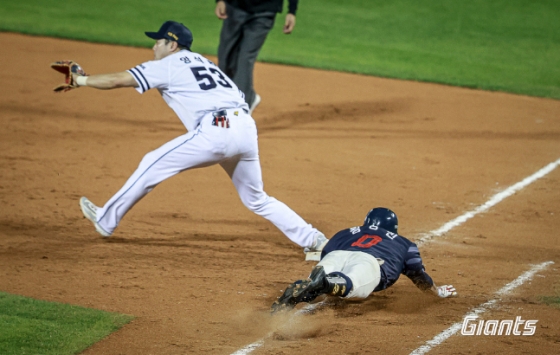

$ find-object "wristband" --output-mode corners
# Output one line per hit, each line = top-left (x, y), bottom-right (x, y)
(76, 76), (88, 87)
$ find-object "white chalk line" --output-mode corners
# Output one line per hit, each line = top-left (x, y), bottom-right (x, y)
(231, 158), (560, 355)
(417, 158), (560, 246)
(230, 340), (264, 355)
(230, 304), (323, 355)
(409, 261), (554, 355)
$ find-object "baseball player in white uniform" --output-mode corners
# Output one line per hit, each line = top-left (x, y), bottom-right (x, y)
(72, 21), (327, 254)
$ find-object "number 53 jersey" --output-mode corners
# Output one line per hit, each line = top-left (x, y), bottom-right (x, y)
(127, 50), (249, 132)
(321, 225), (433, 292)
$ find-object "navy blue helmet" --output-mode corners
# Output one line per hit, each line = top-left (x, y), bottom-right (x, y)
(363, 207), (398, 234)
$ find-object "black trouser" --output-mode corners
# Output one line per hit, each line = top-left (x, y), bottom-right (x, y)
(218, 5), (276, 106)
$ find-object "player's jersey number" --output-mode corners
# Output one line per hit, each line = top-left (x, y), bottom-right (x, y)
(190, 66), (232, 90)
(351, 234), (382, 248)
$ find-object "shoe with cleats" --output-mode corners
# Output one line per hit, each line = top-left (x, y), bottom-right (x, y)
(271, 265), (328, 313)
(271, 265), (351, 314)
(79, 197), (111, 237)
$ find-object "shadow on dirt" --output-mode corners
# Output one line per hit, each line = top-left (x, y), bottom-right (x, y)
(257, 99), (409, 133)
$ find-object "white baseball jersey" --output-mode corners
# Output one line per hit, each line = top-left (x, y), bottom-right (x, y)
(91, 49), (321, 249)
(127, 50), (249, 132)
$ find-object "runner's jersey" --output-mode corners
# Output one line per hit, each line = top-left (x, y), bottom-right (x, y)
(321, 225), (434, 292)
(127, 50), (249, 132)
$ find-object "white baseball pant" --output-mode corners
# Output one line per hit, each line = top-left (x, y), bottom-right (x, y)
(317, 250), (381, 298)
(94, 109), (318, 247)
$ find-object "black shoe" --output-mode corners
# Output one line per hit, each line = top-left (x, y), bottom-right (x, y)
(271, 266), (328, 313)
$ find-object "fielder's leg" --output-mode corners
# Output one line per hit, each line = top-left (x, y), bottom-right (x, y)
(93, 127), (221, 236)
(220, 157), (319, 248)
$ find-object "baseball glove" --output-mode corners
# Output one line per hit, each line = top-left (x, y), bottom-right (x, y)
(50, 60), (88, 93)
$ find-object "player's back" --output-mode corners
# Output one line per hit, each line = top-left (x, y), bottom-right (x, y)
(129, 50), (249, 131)
(322, 225), (418, 290)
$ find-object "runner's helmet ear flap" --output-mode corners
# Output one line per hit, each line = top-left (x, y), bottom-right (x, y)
(363, 207), (398, 234)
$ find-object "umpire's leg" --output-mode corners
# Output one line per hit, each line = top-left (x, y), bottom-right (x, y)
(230, 11), (276, 106)
(217, 5), (247, 79)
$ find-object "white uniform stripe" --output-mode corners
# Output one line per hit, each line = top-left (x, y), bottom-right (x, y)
(128, 68), (149, 92)
(132, 67), (150, 90)
(406, 257), (422, 265)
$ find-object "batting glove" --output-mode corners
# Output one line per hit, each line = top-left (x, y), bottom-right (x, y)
(437, 285), (458, 298)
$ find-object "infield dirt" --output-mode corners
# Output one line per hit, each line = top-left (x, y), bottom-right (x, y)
(1, 33), (559, 354)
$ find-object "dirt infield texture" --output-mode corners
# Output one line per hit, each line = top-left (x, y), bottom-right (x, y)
(1, 32), (559, 355)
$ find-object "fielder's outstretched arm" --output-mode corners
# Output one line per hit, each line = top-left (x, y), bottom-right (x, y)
(73, 71), (138, 90)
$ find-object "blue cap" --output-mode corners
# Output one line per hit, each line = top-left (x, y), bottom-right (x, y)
(145, 21), (193, 49)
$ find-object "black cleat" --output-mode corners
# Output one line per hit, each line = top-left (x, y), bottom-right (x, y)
(271, 266), (328, 314)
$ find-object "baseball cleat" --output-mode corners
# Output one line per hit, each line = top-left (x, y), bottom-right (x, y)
(271, 265), (327, 314)
(79, 197), (111, 237)
(249, 94), (261, 115)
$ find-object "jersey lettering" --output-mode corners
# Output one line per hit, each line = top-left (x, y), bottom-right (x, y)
(209, 68), (232, 88)
(351, 234), (382, 248)
(191, 66), (217, 90)
(385, 231), (398, 240)
(180, 56), (191, 64)
(191, 66), (232, 91)
(349, 226), (361, 235)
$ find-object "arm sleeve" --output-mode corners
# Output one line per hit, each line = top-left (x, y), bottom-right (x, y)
(402, 245), (434, 291)
(287, 0), (298, 15)
(127, 60), (169, 94)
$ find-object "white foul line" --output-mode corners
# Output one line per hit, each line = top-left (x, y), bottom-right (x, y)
(229, 305), (321, 355)
(231, 158), (560, 355)
(417, 158), (560, 246)
(409, 261), (554, 355)
(230, 340), (264, 355)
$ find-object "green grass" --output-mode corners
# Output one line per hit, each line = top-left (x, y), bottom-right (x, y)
(0, 292), (133, 355)
(0, 0), (559, 98)
(539, 283), (560, 308)
(539, 296), (560, 308)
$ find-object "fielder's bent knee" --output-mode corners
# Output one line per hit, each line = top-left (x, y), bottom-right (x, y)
(241, 194), (269, 213)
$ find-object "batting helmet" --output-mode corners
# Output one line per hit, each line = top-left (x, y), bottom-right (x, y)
(363, 207), (398, 233)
